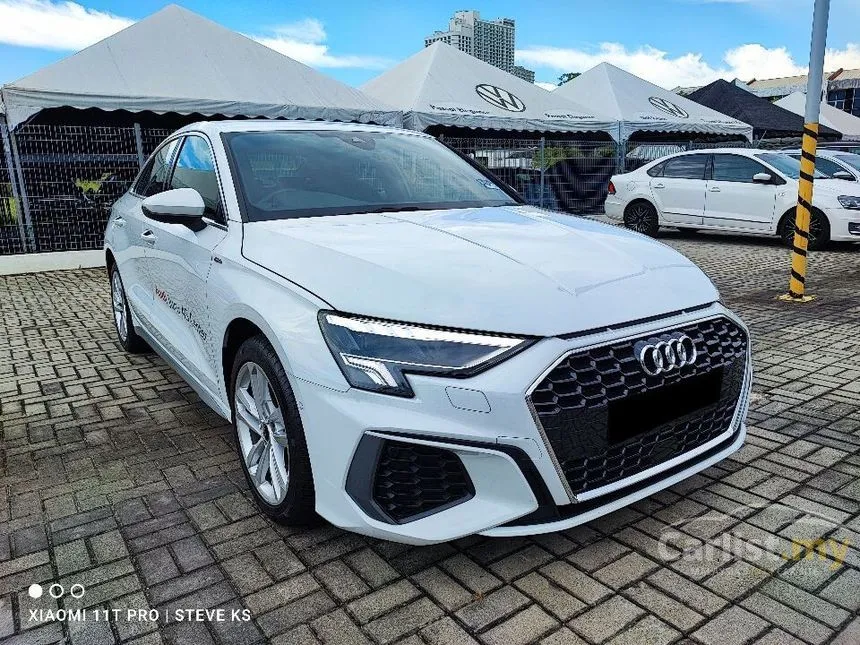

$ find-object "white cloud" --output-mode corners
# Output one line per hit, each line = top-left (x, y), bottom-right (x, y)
(517, 41), (860, 89)
(0, 0), (131, 50)
(0, 2), (390, 70)
(534, 81), (557, 91)
(251, 18), (393, 69)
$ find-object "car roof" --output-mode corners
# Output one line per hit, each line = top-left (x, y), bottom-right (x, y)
(173, 120), (426, 138)
(668, 148), (766, 155)
(780, 148), (843, 157)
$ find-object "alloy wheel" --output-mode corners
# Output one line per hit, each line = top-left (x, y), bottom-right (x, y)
(627, 204), (654, 233)
(784, 214), (823, 247)
(234, 362), (290, 505)
(111, 271), (128, 342)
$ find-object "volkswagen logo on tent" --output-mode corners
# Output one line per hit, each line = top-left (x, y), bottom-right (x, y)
(648, 96), (689, 118)
(475, 84), (526, 112)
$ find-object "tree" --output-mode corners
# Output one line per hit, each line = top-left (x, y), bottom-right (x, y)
(558, 72), (580, 86)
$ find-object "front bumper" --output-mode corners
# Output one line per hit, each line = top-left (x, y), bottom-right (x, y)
(292, 303), (751, 544)
(823, 207), (860, 241)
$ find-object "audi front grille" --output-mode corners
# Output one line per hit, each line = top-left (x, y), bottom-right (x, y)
(529, 316), (748, 499)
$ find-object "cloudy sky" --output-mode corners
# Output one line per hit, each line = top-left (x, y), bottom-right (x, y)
(1, 0), (859, 90)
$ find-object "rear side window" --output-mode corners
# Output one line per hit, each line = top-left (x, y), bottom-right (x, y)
(712, 154), (769, 182)
(170, 135), (223, 222)
(647, 161), (665, 177)
(662, 155), (708, 179)
(134, 139), (179, 196)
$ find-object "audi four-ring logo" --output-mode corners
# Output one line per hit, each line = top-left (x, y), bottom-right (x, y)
(636, 335), (698, 376)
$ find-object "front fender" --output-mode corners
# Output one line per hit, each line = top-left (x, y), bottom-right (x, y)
(208, 254), (351, 407)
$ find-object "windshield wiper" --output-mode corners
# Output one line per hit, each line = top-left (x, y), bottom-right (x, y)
(362, 205), (431, 214)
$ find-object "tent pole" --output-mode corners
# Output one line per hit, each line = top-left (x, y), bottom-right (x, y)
(7, 128), (35, 251)
(539, 137), (546, 208)
(1, 123), (28, 253)
(133, 123), (146, 169)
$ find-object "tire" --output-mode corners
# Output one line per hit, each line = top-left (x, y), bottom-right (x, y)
(230, 335), (316, 524)
(623, 201), (659, 237)
(109, 265), (149, 354)
(780, 208), (830, 251)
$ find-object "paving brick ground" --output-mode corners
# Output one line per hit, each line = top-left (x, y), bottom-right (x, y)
(1, 230), (859, 645)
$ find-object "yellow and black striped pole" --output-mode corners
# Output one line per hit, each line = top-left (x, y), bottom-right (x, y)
(781, 0), (830, 303)
(786, 123), (819, 300)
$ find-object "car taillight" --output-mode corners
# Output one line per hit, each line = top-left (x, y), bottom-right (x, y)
(608, 180), (616, 195)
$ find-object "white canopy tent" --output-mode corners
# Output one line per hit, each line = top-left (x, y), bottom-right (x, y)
(361, 42), (617, 138)
(775, 92), (860, 141)
(554, 63), (753, 142)
(0, 4), (400, 129)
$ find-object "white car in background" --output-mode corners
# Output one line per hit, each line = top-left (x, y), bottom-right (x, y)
(784, 149), (860, 182)
(605, 148), (860, 249)
(104, 121), (752, 544)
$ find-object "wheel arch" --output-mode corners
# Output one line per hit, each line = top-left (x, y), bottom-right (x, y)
(777, 205), (829, 235)
(624, 197), (657, 216)
(221, 317), (266, 399)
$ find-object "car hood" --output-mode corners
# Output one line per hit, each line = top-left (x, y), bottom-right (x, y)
(810, 178), (860, 198)
(242, 206), (718, 336)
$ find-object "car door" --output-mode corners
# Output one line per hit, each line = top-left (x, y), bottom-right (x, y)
(117, 138), (181, 329)
(648, 154), (708, 226)
(142, 134), (228, 393)
(703, 154), (778, 231)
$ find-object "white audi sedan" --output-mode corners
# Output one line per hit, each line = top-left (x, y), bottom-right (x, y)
(605, 148), (860, 249)
(105, 121), (751, 544)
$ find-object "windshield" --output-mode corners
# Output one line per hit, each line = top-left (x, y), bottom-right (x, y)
(786, 153), (848, 178)
(756, 153), (826, 180)
(224, 130), (519, 221)
(834, 153), (860, 172)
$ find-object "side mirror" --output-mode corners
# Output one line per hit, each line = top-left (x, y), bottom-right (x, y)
(141, 188), (206, 225)
(752, 172), (774, 184)
(832, 170), (855, 181)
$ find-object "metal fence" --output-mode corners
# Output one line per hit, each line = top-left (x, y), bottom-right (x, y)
(0, 124), (171, 255)
(0, 125), (785, 256)
(445, 137), (619, 214)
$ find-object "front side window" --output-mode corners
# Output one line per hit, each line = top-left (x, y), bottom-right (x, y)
(711, 154), (770, 183)
(135, 139), (179, 197)
(662, 155), (708, 180)
(224, 130), (519, 221)
(170, 135), (223, 222)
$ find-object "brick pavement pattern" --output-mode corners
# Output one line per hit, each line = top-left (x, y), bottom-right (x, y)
(1, 232), (859, 645)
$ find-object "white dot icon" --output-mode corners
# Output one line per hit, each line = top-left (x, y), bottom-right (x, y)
(28, 584), (43, 599)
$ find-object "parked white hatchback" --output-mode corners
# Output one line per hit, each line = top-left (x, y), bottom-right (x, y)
(605, 148), (860, 249)
(105, 121), (751, 544)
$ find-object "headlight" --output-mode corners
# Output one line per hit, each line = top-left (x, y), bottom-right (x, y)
(837, 195), (860, 209)
(319, 311), (535, 397)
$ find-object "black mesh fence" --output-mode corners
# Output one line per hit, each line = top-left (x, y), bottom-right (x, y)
(0, 124), (172, 255)
(444, 137), (619, 215)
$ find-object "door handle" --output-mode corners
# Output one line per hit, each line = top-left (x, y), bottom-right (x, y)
(113, 216), (126, 228)
(653, 183), (665, 189)
(140, 230), (157, 245)
(709, 187), (721, 192)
